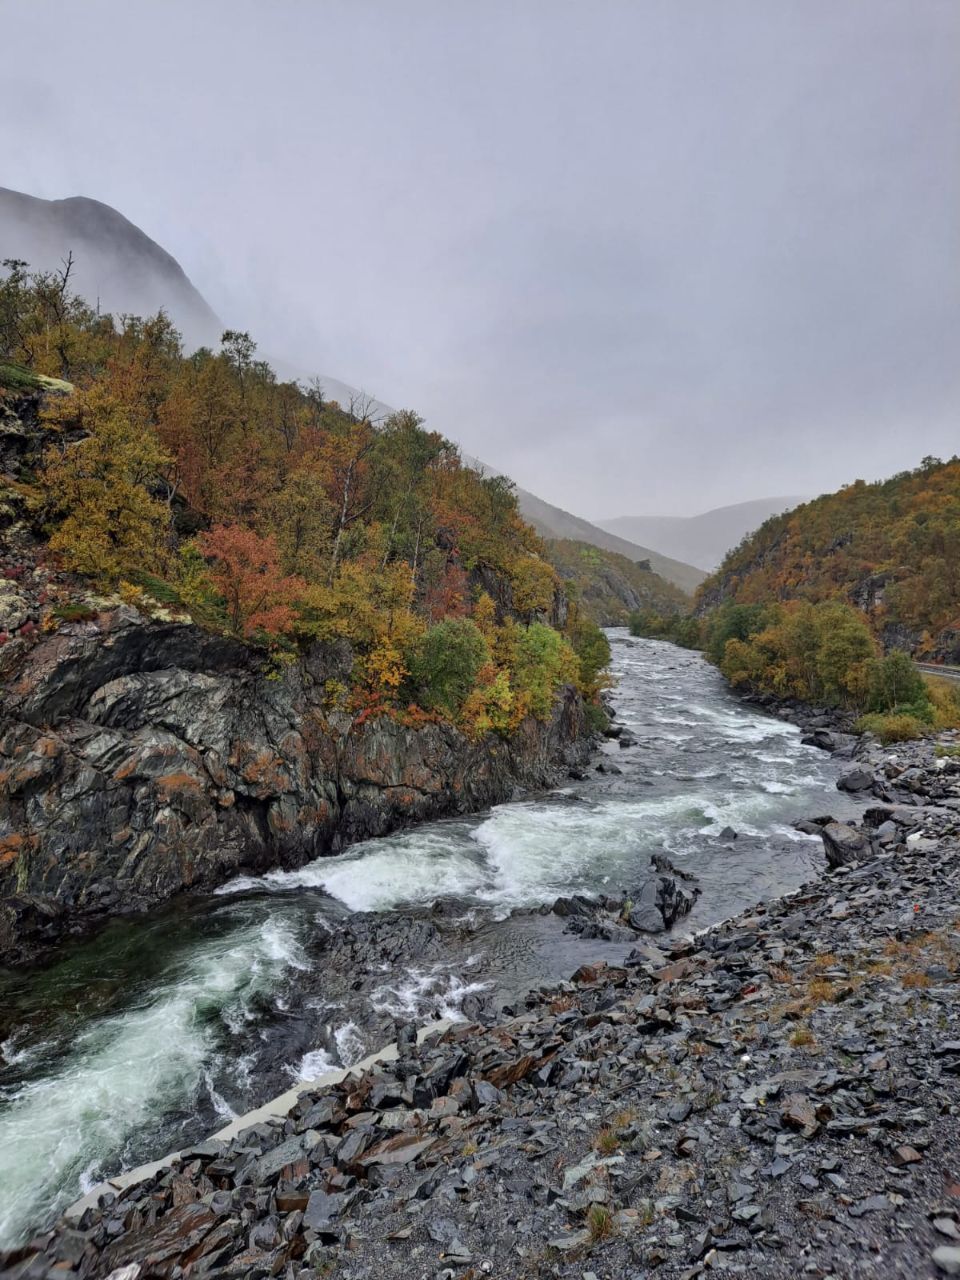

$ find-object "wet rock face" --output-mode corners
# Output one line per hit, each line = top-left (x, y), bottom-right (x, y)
(0, 608), (589, 962)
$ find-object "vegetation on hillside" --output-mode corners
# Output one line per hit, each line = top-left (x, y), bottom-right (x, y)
(696, 459), (960, 657)
(544, 538), (689, 626)
(0, 257), (609, 734)
(631, 458), (960, 742)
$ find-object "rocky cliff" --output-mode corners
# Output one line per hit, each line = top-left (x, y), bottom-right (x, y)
(0, 607), (589, 964)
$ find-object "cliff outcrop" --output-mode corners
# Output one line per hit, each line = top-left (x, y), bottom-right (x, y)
(0, 607), (588, 963)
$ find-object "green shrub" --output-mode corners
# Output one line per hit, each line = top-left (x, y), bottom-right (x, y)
(628, 608), (664, 637)
(512, 621), (580, 719)
(854, 711), (928, 743)
(704, 602), (771, 664)
(672, 615), (704, 649)
(927, 677), (960, 732)
(867, 651), (929, 713)
(715, 599), (877, 707)
(584, 700), (610, 734)
(406, 618), (489, 717)
(629, 609), (702, 648)
(569, 617), (611, 697)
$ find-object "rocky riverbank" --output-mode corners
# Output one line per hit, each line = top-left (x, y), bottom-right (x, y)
(5, 724), (959, 1280)
(0, 605), (589, 965)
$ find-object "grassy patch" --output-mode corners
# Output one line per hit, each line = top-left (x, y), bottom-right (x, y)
(131, 570), (183, 605)
(901, 970), (933, 989)
(593, 1128), (620, 1155)
(789, 1024), (816, 1048)
(0, 361), (73, 393)
(52, 602), (99, 624)
(586, 1203), (614, 1242)
(854, 712), (928, 743)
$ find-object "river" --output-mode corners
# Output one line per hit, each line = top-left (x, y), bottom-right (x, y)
(0, 632), (857, 1247)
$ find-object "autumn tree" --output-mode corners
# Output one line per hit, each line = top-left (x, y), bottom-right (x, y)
(196, 524), (306, 637)
(39, 386), (171, 580)
(262, 465), (335, 579)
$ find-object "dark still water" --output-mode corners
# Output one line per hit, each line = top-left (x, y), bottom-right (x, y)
(0, 632), (855, 1245)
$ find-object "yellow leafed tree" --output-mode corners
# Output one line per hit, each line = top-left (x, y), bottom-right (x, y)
(38, 387), (171, 581)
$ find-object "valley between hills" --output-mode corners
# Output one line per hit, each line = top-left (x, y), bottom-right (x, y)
(2, 190), (960, 1280)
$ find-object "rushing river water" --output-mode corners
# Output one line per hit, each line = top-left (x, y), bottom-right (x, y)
(0, 633), (857, 1246)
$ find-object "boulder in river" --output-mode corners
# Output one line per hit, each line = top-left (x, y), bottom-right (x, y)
(802, 729), (837, 751)
(554, 856), (699, 936)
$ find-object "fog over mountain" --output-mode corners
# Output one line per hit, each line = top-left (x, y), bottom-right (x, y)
(1, 183), (708, 589)
(0, 188), (220, 352)
(600, 498), (809, 572)
(3, 1), (958, 516)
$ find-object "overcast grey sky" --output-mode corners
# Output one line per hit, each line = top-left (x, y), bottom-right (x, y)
(4, 0), (958, 517)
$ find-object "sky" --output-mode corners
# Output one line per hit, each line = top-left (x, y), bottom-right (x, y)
(3, 0), (959, 518)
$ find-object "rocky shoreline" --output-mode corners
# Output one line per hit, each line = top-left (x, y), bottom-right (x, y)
(4, 716), (959, 1279)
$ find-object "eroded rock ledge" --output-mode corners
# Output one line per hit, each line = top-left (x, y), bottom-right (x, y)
(0, 607), (589, 963)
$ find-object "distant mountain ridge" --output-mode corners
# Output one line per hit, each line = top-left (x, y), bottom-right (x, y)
(599, 497), (808, 572)
(0, 185), (704, 594)
(505, 483), (705, 594)
(0, 187), (221, 350)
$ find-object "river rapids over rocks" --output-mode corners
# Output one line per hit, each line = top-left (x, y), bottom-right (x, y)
(0, 633), (858, 1247)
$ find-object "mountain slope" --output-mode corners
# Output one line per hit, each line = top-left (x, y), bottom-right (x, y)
(0, 187), (705, 593)
(543, 538), (690, 625)
(599, 497), (807, 572)
(505, 485), (706, 593)
(696, 458), (960, 660)
(0, 187), (221, 350)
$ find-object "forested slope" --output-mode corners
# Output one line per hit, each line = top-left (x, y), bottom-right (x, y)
(0, 259), (608, 734)
(544, 538), (689, 626)
(696, 458), (960, 661)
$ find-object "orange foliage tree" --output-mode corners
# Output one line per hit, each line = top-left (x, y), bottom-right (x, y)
(197, 524), (306, 638)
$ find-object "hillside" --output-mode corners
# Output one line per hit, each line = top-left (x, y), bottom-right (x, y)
(544, 537), (689, 625)
(599, 496), (806, 571)
(0, 187), (221, 350)
(0, 260), (616, 727)
(0, 187), (705, 598)
(697, 457), (960, 661)
(509, 485), (706, 594)
(0, 263), (611, 961)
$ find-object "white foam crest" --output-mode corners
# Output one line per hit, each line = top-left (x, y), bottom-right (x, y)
(334, 1021), (366, 1067)
(0, 1035), (49, 1070)
(469, 793), (723, 908)
(218, 827), (488, 913)
(296, 1048), (335, 1081)
(370, 964), (490, 1021)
